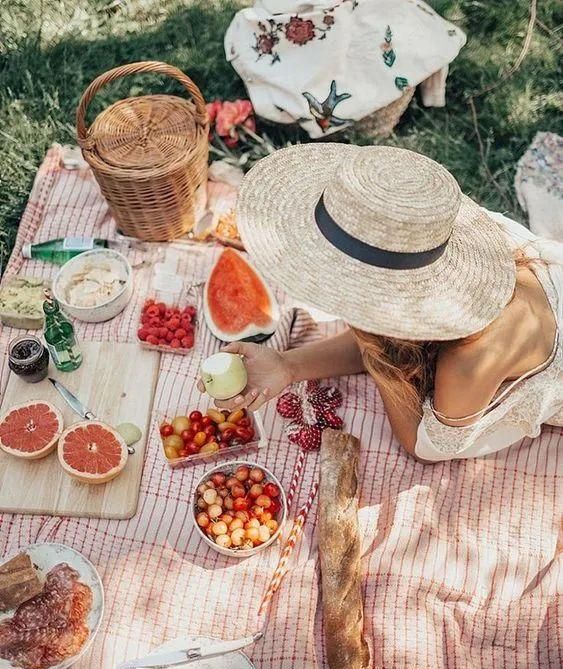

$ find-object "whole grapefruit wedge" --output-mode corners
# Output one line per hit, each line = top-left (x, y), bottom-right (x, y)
(0, 401), (64, 460)
(58, 421), (128, 484)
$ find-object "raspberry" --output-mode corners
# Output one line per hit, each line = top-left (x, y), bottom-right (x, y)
(276, 392), (302, 419)
(288, 424), (322, 451)
(315, 407), (343, 430)
(137, 328), (148, 341)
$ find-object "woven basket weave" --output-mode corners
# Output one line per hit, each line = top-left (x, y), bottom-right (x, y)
(76, 61), (209, 242)
(354, 87), (414, 138)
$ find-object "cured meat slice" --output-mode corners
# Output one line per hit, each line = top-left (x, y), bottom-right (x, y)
(0, 562), (92, 669)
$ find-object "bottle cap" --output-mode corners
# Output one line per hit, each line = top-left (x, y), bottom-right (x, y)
(22, 243), (32, 259)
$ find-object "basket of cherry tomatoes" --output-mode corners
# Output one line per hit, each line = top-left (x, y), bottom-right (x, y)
(158, 405), (265, 467)
(193, 462), (287, 557)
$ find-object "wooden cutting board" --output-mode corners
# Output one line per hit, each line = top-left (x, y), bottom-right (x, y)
(0, 342), (160, 519)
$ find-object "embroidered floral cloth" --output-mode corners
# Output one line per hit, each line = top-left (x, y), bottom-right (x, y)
(225, 0), (466, 137)
(0, 145), (561, 668)
(515, 132), (563, 241)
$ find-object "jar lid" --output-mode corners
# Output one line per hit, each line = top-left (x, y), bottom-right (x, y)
(88, 95), (198, 170)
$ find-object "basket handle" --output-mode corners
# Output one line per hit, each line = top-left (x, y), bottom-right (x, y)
(76, 60), (208, 149)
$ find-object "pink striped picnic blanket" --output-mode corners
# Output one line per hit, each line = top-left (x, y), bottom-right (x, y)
(0, 144), (561, 668)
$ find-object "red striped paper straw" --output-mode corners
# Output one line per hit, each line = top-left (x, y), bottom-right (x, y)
(285, 449), (306, 512)
(258, 481), (319, 618)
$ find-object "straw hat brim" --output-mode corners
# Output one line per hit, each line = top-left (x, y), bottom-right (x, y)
(236, 143), (516, 341)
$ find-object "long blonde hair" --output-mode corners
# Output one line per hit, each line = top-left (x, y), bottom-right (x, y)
(351, 251), (537, 415)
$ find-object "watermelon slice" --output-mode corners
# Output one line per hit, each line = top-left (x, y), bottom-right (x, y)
(204, 248), (279, 343)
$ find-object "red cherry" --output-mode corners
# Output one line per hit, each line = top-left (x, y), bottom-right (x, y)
(160, 424), (173, 437)
(233, 497), (249, 512)
(235, 426), (252, 443)
(231, 484), (246, 499)
(237, 417), (250, 428)
(264, 482), (280, 498)
(270, 498), (281, 514)
(191, 420), (202, 433)
(178, 448), (190, 457)
(189, 410), (203, 422)
(201, 416), (213, 427)
(211, 472), (226, 486)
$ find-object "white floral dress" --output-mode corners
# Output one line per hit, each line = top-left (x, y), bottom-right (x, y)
(415, 213), (563, 461)
(225, 0), (466, 138)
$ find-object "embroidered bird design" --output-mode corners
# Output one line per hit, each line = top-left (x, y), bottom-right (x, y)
(302, 80), (353, 132)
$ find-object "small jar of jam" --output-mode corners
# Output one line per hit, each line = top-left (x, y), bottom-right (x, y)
(8, 335), (50, 383)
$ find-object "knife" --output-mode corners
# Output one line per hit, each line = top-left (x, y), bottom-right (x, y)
(49, 378), (97, 420)
(117, 632), (263, 669)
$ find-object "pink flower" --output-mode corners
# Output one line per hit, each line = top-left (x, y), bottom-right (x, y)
(206, 100), (222, 124)
(215, 100), (255, 143)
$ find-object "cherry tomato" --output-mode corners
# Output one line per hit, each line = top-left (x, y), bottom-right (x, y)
(201, 415), (213, 427)
(181, 429), (195, 443)
(222, 428), (235, 442)
(185, 441), (200, 455)
(204, 425), (216, 437)
(233, 497), (249, 512)
(237, 417), (250, 428)
(191, 420), (203, 433)
(194, 431), (207, 447)
(178, 448), (190, 457)
(160, 423), (174, 437)
(264, 482), (280, 498)
(235, 427), (252, 443)
(189, 410), (203, 422)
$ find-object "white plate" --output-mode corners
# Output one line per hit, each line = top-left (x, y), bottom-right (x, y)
(0, 542), (104, 669)
(137, 636), (256, 669)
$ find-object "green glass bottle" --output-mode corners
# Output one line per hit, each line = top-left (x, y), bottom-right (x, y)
(42, 291), (83, 372)
(22, 237), (109, 265)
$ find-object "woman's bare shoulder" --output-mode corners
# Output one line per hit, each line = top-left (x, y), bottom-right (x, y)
(432, 340), (507, 426)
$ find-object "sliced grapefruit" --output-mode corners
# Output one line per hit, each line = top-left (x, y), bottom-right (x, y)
(58, 421), (128, 484)
(0, 401), (63, 460)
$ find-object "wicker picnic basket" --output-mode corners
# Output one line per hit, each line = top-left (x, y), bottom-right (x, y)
(76, 61), (209, 241)
(354, 87), (415, 138)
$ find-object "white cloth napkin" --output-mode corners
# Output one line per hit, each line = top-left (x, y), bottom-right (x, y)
(225, 0), (466, 137)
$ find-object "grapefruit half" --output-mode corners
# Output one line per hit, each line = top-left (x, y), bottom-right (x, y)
(58, 421), (128, 484)
(0, 401), (64, 460)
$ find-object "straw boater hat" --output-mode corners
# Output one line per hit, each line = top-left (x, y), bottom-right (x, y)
(236, 144), (516, 341)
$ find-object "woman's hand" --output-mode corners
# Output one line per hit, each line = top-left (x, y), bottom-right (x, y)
(198, 342), (294, 411)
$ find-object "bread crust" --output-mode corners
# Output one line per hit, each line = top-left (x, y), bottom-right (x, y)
(319, 429), (371, 669)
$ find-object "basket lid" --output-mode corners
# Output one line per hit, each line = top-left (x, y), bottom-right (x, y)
(87, 95), (199, 170)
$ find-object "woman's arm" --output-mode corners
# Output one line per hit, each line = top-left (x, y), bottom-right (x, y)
(284, 329), (366, 383)
(207, 329), (365, 411)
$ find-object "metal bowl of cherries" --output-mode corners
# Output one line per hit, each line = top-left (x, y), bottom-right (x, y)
(193, 461), (287, 557)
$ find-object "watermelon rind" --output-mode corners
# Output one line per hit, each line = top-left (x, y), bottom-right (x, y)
(203, 248), (280, 343)
(0, 400), (64, 460)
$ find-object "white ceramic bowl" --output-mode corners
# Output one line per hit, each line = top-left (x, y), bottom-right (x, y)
(193, 460), (287, 558)
(53, 249), (133, 323)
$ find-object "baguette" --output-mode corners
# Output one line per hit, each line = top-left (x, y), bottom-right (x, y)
(319, 429), (371, 669)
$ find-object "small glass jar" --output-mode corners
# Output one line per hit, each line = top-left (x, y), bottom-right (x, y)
(8, 335), (50, 383)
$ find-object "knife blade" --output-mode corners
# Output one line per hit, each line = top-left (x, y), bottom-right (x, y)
(117, 632), (263, 669)
(49, 378), (97, 421)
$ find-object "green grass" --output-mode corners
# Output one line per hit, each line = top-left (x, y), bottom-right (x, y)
(0, 0), (561, 273)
